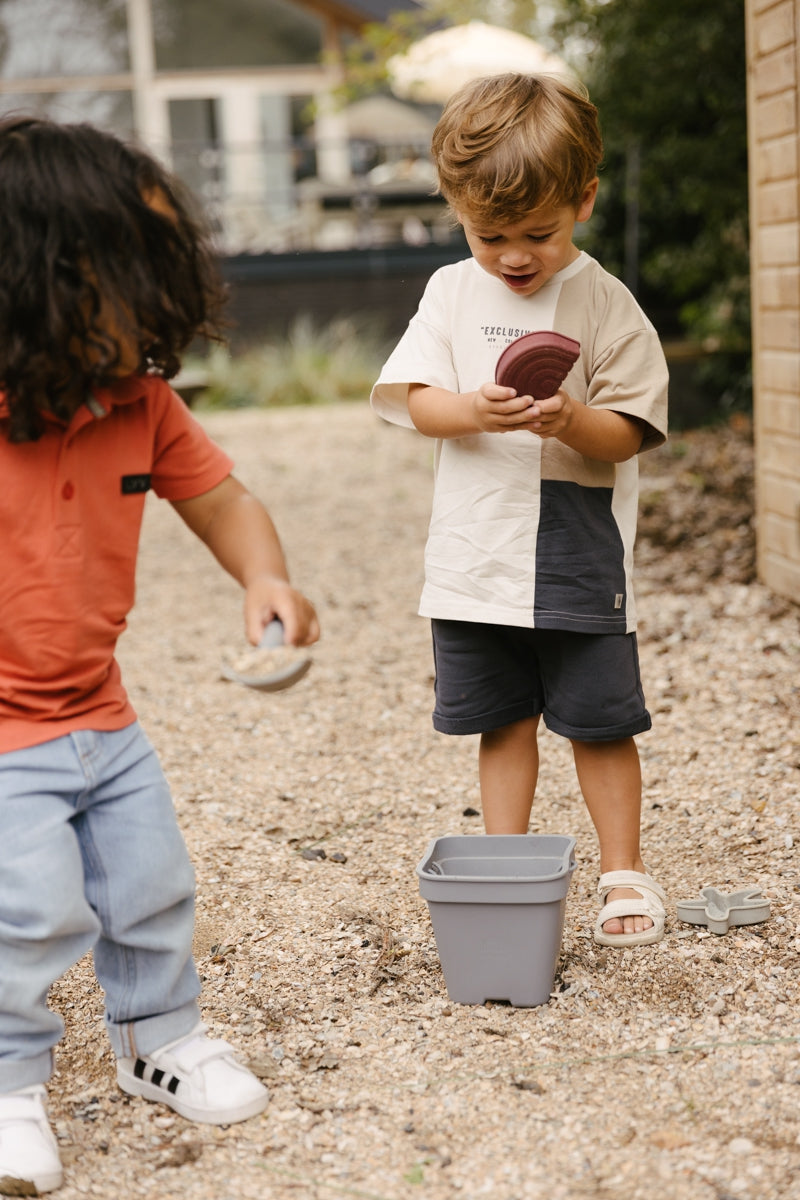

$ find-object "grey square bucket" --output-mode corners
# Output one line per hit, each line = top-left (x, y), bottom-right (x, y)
(417, 834), (577, 1007)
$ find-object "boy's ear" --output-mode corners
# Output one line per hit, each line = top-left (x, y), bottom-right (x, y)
(576, 178), (599, 223)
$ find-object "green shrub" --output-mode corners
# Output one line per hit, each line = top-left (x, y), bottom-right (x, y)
(193, 316), (391, 410)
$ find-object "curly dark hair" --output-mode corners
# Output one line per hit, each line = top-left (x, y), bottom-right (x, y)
(0, 115), (227, 441)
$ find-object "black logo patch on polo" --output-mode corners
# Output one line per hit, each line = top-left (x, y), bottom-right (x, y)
(121, 473), (152, 495)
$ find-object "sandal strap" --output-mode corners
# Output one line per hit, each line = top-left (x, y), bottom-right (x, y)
(597, 870), (667, 906)
(596, 896), (665, 924)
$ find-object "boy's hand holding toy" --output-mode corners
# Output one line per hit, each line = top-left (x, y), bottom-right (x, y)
(471, 331), (581, 436)
(484, 330), (581, 438)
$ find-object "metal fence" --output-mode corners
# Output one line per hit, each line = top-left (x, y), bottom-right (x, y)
(172, 133), (457, 256)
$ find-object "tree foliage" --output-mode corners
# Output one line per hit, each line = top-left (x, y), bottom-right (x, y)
(343, 0), (751, 410)
(554, 0), (750, 409)
(336, 0), (555, 101)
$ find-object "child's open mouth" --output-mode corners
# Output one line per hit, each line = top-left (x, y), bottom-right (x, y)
(502, 272), (536, 289)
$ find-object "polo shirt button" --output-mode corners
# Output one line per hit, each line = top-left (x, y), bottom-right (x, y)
(62, 481), (75, 500)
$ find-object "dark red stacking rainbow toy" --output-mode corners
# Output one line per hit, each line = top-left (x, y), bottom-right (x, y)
(495, 330), (581, 400)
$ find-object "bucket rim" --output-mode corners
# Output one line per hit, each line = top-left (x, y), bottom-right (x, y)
(416, 833), (577, 884)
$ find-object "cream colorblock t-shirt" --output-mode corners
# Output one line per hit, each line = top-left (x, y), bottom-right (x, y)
(370, 252), (669, 633)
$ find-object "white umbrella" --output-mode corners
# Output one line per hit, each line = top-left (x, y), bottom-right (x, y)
(388, 21), (573, 105)
(332, 95), (437, 142)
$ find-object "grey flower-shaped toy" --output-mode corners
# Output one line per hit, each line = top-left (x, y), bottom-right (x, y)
(676, 886), (771, 935)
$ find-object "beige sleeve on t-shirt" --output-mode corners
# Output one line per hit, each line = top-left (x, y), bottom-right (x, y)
(552, 261), (669, 453)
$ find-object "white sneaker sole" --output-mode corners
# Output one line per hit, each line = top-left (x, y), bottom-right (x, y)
(0, 1165), (64, 1194)
(116, 1063), (268, 1125)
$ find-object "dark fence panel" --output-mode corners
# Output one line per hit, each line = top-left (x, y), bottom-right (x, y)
(219, 239), (469, 347)
(215, 243), (724, 427)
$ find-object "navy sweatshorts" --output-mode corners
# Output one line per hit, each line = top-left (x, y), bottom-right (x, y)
(431, 619), (652, 742)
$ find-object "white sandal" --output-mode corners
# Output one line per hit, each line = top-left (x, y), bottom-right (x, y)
(594, 870), (667, 947)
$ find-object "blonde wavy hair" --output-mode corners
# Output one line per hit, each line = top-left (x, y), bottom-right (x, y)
(431, 73), (603, 223)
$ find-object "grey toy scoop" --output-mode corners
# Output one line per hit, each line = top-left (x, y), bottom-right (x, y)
(220, 618), (311, 692)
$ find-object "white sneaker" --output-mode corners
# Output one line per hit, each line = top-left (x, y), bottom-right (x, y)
(116, 1023), (268, 1125)
(0, 1085), (64, 1194)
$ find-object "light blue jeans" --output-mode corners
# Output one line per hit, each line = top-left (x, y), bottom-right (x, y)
(0, 722), (201, 1092)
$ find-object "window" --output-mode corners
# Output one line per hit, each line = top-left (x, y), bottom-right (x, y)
(153, 0), (323, 70)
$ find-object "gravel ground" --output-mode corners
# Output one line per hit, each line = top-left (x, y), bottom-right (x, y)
(38, 404), (800, 1200)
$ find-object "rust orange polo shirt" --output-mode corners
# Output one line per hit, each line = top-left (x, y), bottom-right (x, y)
(0, 375), (234, 753)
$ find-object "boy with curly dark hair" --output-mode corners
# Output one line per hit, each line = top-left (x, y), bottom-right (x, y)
(0, 115), (319, 1193)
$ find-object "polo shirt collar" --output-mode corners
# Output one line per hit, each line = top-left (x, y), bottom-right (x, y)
(87, 374), (151, 413)
(0, 374), (151, 430)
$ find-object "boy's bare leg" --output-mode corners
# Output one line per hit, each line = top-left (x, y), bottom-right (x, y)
(571, 737), (653, 937)
(479, 716), (540, 833)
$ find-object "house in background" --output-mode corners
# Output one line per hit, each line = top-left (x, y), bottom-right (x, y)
(745, 0), (800, 603)
(2, 0), (798, 602)
(0, 0), (442, 252)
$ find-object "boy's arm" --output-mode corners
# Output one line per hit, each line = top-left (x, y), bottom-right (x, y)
(171, 474), (319, 647)
(408, 381), (535, 438)
(408, 383), (644, 462)
(521, 391), (645, 461)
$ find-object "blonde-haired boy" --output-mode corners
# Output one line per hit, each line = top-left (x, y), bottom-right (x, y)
(371, 73), (669, 946)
